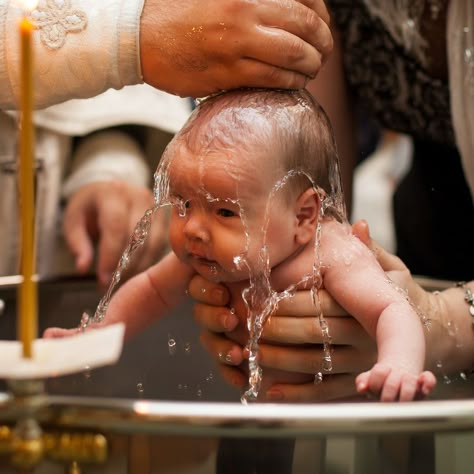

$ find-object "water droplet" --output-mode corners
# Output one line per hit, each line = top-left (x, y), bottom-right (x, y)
(460, 371), (468, 381)
(205, 372), (214, 382)
(322, 355), (333, 372)
(184, 342), (191, 354)
(314, 372), (323, 384)
(442, 375), (452, 385)
(168, 338), (177, 355)
(83, 365), (91, 379)
(137, 383), (144, 393)
(233, 255), (244, 269)
(196, 388), (203, 398)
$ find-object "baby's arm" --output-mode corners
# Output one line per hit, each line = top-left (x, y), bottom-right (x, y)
(323, 230), (436, 401)
(44, 252), (194, 340)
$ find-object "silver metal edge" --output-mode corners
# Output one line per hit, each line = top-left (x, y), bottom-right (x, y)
(2, 394), (474, 437)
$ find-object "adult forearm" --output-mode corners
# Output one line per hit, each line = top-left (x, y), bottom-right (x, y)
(0, 0), (143, 109)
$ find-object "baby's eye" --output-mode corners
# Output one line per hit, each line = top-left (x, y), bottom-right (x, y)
(217, 208), (237, 218)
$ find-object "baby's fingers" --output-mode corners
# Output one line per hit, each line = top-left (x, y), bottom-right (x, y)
(418, 371), (437, 397)
(398, 375), (418, 402)
(43, 327), (78, 338)
(267, 374), (360, 403)
(356, 364), (391, 399)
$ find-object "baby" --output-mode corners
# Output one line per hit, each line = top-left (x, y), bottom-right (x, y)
(45, 89), (436, 401)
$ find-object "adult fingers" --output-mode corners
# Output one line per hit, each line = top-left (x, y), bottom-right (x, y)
(296, 0), (331, 25)
(200, 330), (245, 366)
(352, 220), (407, 272)
(265, 373), (361, 402)
(261, 0), (333, 60)
(243, 27), (324, 79)
(193, 303), (239, 333)
(62, 199), (94, 274)
(275, 289), (347, 317)
(258, 342), (376, 375)
(222, 58), (310, 91)
(188, 274), (230, 306)
(262, 315), (372, 346)
(95, 194), (130, 287)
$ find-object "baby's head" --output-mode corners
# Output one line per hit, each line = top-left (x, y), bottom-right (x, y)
(167, 88), (341, 204)
(162, 89), (344, 282)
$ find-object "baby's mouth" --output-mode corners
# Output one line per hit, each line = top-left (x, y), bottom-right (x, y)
(188, 253), (217, 267)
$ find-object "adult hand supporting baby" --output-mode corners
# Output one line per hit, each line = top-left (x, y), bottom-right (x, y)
(140, 0), (333, 97)
(63, 181), (168, 290)
(190, 220), (474, 401)
(189, 268), (378, 402)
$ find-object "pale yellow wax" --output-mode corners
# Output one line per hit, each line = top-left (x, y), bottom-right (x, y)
(18, 16), (37, 359)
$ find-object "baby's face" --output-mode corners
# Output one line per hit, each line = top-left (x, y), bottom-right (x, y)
(167, 144), (298, 283)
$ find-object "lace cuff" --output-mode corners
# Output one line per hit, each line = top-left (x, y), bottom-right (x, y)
(0, 0), (145, 110)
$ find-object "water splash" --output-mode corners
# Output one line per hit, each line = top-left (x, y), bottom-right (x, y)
(240, 170), (338, 403)
(78, 155), (173, 330)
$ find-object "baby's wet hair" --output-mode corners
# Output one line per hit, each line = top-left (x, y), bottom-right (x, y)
(166, 88), (341, 202)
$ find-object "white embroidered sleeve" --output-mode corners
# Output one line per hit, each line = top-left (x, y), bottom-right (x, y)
(0, 0), (144, 110)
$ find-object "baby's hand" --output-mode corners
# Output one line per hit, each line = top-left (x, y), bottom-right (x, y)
(355, 363), (436, 401)
(43, 327), (80, 338)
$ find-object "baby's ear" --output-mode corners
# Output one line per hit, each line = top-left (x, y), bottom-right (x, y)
(294, 188), (320, 245)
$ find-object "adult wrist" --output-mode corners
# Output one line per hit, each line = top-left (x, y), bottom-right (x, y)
(425, 284), (474, 374)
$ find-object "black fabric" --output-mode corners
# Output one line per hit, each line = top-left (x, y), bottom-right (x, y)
(327, 0), (454, 146)
(326, 0), (473, 280)
(216, 437), (295, 474)
(394, 140), (474, 281)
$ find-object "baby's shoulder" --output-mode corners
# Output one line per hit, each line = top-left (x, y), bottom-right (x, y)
(319, 220), (372, 264)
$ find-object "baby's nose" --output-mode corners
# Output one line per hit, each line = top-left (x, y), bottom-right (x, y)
(183, 213), (210, 242)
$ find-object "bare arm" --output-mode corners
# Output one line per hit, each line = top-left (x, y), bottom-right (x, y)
(44, 252), (194, 340)
(323, 229), (435, 400)
(105, 252), (194, 339)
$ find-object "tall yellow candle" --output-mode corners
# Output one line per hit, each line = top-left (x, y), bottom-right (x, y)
(18, 12), (37, 359)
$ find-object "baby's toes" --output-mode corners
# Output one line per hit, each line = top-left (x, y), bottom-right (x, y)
(43, 327), (77, 338)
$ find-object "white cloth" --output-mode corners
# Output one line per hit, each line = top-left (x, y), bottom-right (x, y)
(33, 84), (192, 137)
(0, 85), (192, 277)
(447, 0), (474, 202)
(0, 0), (144, 109)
